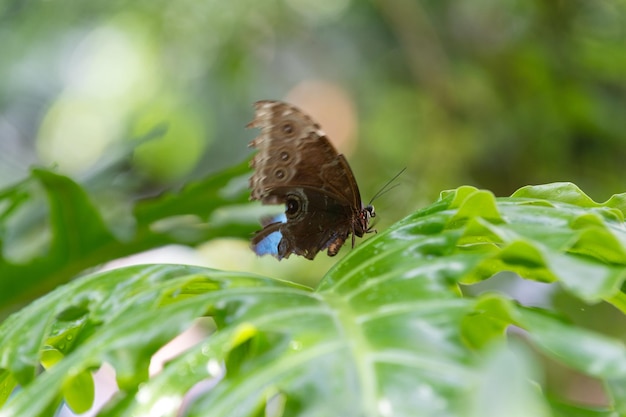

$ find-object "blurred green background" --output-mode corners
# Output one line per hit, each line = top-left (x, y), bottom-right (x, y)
(1, 0), (625, 281)
(1, 2), (625, 408)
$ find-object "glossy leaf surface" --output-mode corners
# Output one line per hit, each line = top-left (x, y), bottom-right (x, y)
(1, 183), (625, 416)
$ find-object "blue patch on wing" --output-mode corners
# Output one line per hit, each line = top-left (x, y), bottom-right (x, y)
(254, 231), (283, 256)
(270, 212), (287, 224)
(260, 212), (287, 227)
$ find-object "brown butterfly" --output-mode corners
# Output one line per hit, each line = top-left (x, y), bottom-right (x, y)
(247, 100), (375, 260)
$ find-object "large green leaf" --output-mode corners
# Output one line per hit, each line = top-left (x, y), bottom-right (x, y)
(0, 183), (625, 416)
(0, 161), (256, 317)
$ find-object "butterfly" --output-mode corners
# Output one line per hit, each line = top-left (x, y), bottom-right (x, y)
(247, 100), (375, 260)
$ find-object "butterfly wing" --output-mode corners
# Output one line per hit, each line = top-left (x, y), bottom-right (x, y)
(251, 187), (355, 260)
(247, 100), (365, 259)
(248, 100), (362, 207)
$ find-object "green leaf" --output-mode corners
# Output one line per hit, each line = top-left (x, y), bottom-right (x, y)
(467, 342), (551, 417)
(1, 183), (626, 416)
(0, 161), (255, 318)
(548, 398), (616, 417)
(519, 309), (626, 380)
(0, 371), (16, 409)
(450, 189), (503, 224)
(460, 293), (516, 349)
(512, 182), (626, 221)
(61, 370), (95, 414)
(513, 183), (603, 208)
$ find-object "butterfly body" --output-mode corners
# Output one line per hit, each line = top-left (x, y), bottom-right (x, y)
(248, 100), (374, 260)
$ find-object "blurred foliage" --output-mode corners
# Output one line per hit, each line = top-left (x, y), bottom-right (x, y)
(0, 163), (256, 317)
(1, 0), (625, 216)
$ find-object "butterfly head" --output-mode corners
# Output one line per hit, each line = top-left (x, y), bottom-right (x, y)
(355, 204), (376, 237)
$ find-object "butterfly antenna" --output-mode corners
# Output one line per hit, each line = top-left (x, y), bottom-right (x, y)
(368, 167), (406, 205)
